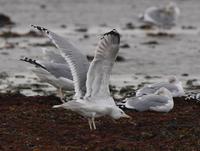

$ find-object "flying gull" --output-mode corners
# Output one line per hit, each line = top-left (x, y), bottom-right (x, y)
(31, 25), (131, 130)
(136, 76), (185, 97)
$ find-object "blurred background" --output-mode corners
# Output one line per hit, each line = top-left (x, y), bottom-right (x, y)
(0, 0), (200, 95)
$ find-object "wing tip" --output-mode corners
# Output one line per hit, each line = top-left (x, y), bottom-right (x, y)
(103, 29), (120, 37)
(31, 24), (49, 34)
(102, 29), (120, 43)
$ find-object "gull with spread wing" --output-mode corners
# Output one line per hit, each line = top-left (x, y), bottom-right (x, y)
(31, 25), (131, 130)
(20, 56), (74, 102)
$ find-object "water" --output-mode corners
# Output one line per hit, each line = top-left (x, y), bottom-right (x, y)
(0, 0), (200, 95)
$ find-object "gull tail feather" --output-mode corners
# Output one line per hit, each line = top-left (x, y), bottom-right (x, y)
(53, 104), (63, 108)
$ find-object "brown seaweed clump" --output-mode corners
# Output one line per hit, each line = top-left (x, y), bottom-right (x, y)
(0, 94), (200, 151)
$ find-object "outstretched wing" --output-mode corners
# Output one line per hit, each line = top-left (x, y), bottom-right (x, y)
(42, 48), (67, 64)
(31, 25), (90, 99)
(85, 29), (120, 101)
(20, 57), (73, 80)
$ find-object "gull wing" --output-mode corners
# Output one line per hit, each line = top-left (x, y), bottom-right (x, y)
(85, 29), (120, 104)
(42, 48), (67, 64)
(145, 7), (175, 27)
(136, 82), (179, 97)
(31, 25), (90, 98)
(31, 68), (74, 90)
(20, 57), (73, 80)
(125, 95), (169, 111)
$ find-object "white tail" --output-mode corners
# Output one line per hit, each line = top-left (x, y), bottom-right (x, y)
(52, 104), (63, 108)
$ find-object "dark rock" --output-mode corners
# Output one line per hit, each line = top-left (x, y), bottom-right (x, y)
(87, 55), (125, 62)
(86, 55), (94, 61)
(31, 41), (54, 47)
(0, 30), (43, 38)
(182, 26), (197, 30)
(181, 73), (189, 77)
(75, 27), (88, 32)
(60, 24), (67, 29)
(0, 13), (15, 27)
(83, 34), (89, 39)
(125, 22), (135, 30)
(147, 32), (175, 37)
(141, 41), (159, 45)
(186, 79), (197, 86)
(0, 72), (9, 79)
(40, 4), (46, 9)
(120, 43), (130, 49)
(138, 24), (153, 30)
(116, 55), (125, 62)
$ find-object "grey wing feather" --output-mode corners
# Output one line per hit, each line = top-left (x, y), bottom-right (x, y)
(137, 82), (178, 96)
(42, 48), (67, 64)
(126, 95), (169, 111)
(31, 25), (90, 98)
(85, 30), (120, 101)
(41, 62), (72, 80)
(20, 57), (73, 80)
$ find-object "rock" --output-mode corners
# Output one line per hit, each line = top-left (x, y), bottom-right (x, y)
(120, 43), (130, 49)
(83, 34), (89, 39)
(40, 4), (46, 9)
(87, 55), (125, 62)
(147, 32), (175, 37)
(60, 24), (67, 29)
(141, 41), (159, 45)
(86, 55), (94, 61)
(0, 13), (15, 27)
(0, 72), (9, 79)
(182, 26), (197, 30)
(181, 73), (189, 77)
(125, 22), (135, 30)
(0, 30), (43, 38)
(116, 55), (126, 62)
(138, 24), (153, 30)
(75, 27), (88, 32)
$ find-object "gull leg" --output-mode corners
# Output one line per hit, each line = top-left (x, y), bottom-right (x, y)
(88, 118), (93, 130)
(92, 117), (96, 130)
(58, 87), (65, 103)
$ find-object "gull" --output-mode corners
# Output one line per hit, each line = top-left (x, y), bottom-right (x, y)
(123, 87), (174, 112)
(31, 25), (131, 130)
(20, 57), (74, 102)
(136, 76), (185, 97)
(139, 2), (180, 29)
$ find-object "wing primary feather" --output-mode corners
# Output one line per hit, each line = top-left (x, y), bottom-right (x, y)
(20, 57), (47, 70)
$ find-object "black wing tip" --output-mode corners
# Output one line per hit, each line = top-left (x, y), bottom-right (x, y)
(31, 24), (49, 34)
(20, 57), (47, 70)
(20, 57), (37, 64)
(103, 29), (120, 37)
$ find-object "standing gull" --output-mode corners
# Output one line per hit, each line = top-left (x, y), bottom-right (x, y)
(136, 76), (185, 97)
(20, 57), (74, 102)
(139, 2), (180, 29)
(123, 87), (174, 112)
(31, 25), (131, 130)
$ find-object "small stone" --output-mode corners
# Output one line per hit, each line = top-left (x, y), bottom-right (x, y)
(120, 43), (130, 49)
